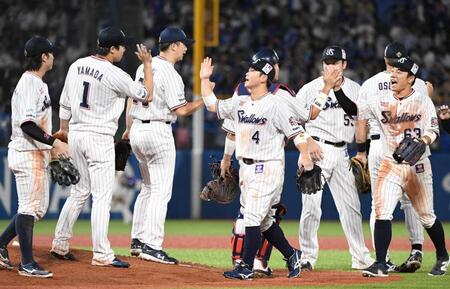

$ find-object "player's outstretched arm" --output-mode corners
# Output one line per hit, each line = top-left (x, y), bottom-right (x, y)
(220, 133), (235, 177)
(355, 119), (368, 163)
(200, 57), (218, 112)
(122, 97), (133, 140)
(135, 44), (153, 103)
(293, 133), (314, 171)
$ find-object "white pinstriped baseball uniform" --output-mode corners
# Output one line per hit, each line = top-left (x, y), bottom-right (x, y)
(8, 72), (52, 221)
(130, 56), (186, 250)
(296, 76), (373, 269)
(52, 55), (148, 263)
(217, 92), (304, 232)
(360, 72), (428, 248)
(358, 89), (439, 227)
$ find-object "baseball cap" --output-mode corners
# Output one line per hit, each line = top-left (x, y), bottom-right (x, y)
(384, 42), (407, 59)
(249, 58), (275, 82)
(252, 48), (279, 66)
(24, 36), (60, 58)
(97, 27), (134, 48)
(321, 45), (347, 61)
(159, 27), (194, 46)
(391, 57), (419, 75)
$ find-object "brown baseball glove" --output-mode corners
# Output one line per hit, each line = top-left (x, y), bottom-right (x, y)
(350, 157), (371, 194)
(200, 161), (239, 204)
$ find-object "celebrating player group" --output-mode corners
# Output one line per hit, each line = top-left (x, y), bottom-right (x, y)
(0, 24), (448, 281)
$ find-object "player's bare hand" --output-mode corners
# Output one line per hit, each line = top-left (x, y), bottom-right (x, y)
(220, 158), (231, 177)
(122, 129), (130, 140)
(200, 57), (214, 79)
(299, 154), (314, 171)
(308, 138), (324, 162)
(323, 66), (340, 90)
(135, 44), (152, 64)
(354, 152), (367, 166)
(52, 139), (70, 159)
(438, 105), (450, 120)
(426, 81), (434, 97)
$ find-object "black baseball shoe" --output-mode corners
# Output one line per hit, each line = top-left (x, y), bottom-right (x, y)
(111, 257), (130, 268)
(396, 250), (423, 273)
(300, 260), (313, 271)
(139, 244), (178, 264)
(362, 261), (388, 277)
(130, 238), (144, 257)
(285, 249), (302, 278)
(50, 250), (76, 261)
(428, 257), (449, 276)
(223, 261), (254, 280)
(0, 247), (13, 270)
(18, 262), (53, 278)
(386, 259), (398, 272)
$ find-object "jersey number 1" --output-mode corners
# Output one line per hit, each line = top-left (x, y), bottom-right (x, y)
(80, 81), (90, 108)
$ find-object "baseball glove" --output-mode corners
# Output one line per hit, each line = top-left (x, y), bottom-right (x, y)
(115, 140), (131, 171)
(297, 165), (322, 195)
(350, 157), (371, 194)
(200, 161), (239, 204)
(49, 158), (80, 186)
(392, 136), (426, 166)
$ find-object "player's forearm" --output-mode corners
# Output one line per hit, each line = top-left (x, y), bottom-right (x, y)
(334, 88), (357, 116)
(421, 130), (439, 145)
(223, 133), (236, 158)
(59, 119), (70, 133)
(355, 119), (368, 155)
(125, 97), (133, 130)
(21, 121), (55, 146)
(174, 99), (204, 116)
(142, 62), (153, 102)
(201, 78), (217, 112)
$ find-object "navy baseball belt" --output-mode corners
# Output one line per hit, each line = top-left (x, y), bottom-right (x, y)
(135, 119), (171, 124)
(370, 134), (380, 140)
(312, 136), (346, 147)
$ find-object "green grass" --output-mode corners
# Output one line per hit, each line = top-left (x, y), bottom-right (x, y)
(1, 219), (449, 288)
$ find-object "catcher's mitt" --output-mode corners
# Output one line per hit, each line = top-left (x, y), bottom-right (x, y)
(392, 136), (426, 166)
(200, 161), (239, 204)
(49, 158), (80, 186)
(297, 164), (322, 195)
(115, 140), (131, 171)
(350, 157), (371, 194)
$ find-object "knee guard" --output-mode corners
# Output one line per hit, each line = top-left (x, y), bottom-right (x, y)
(231, 215), (245, 264)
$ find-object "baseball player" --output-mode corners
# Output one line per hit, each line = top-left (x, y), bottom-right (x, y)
(296, 46), (373, 271)
(357, 43), (432, 273)
(200, 56), (312, 280)
(0, 36), (69, 278)
(123, 27), (204, 265)
(221, 48), (319, 277)
(357, 57), (448, 277)
(438, 105), (450, 134)
(50, 27), (153, 268)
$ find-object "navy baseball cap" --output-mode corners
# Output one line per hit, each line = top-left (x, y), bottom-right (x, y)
(384, 42), (407, 59)
(159, 27), (194, 46)
(391, 57), (419, 75)
(249, 58), (275, 82)
(24, 36), (60, 58)
(97, 27), (134, 48)
(321, 46), (347, 61)
(252, 48), (279, 66)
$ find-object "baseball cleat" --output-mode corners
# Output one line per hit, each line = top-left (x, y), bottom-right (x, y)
(92, 257), (130, 268)
(18, 262), (53, 278)
(252, 258), (273, 278)
(286, 249), (302, 278)
(300, 260), (313, 271)
(130, 238), (144, 257)
(223, 261), (254, 280)
(362, 261), (388, 277)
(396, 250), (422, 273)
(50, 250), (76, 261)
(386, 259), (398, 272)
(428, 257), (449, 276)
(0, 247), (13, 270)
(139, 245), (178, 264)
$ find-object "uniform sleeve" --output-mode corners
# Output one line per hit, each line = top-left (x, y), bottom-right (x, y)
(274, 101), (305, 139)
(221, 119), (235, 134)
(109, 67), (148, 102)
(278, 90), (310, 122)
(135, 64), (144, 83)
(217, 97), (235, 120)
(159, 68), (187, 111)
(423, 96), (440, 137)
(414, 78), (428, 97)
(296, 84), (315, 117)
(18, 81), (40, 125)
(357, 85), (374, 121)
(59, 66), (73, 120)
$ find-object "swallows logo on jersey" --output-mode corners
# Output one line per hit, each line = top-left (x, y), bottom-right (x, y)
(237, 110), (267, 125)
(380, 111), (421, 124)
(322, 96), (342, 111)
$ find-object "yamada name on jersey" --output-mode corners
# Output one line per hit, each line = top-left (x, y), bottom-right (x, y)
(381, 111), (421, 124)
(237, 110), (267, 125)
(77, 66), (104, 82)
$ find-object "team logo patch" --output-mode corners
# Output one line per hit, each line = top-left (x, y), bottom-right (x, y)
(431, 117), (438, 127)
(255, 164), (264, 174)
(415, 163), (425, 173)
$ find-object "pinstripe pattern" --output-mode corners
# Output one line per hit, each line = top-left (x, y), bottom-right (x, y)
(299, 143), (372, 268)
(296, 76), (360, 143)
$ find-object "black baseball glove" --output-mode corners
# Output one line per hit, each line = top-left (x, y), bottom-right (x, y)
(350, 157), (371, 194)
(115, 140), (131, 171)
(392, 136), (426, 166)
(199, 161), (239, 204)
(297, 165), (322, 195)
(49, 158), (80, 186)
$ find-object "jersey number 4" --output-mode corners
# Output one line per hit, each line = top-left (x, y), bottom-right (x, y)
(80, 81), (90, 108)
(252, 131), (260, 144)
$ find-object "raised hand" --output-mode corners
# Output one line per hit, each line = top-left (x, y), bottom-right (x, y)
(135, 44), (152, 64)
(200, 57), (214, 79)
(438, 105), (450, 120)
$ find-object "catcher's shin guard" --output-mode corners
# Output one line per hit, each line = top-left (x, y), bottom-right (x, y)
(231, 217), (245, 264)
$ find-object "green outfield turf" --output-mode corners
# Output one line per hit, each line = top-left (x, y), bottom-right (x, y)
(1, 219), (449, 288)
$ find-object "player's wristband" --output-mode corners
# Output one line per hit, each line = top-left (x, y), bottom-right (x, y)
(312, 92), (328, 110)
(422, 131), (437, 145)
(357, 142), (366, 153)
(224, 137), (235, 156)
(294, 133), (308, 146)
(202, 92), (218, 107)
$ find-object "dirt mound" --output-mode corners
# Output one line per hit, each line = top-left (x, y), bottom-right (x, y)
(0, 246), (401, 289)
